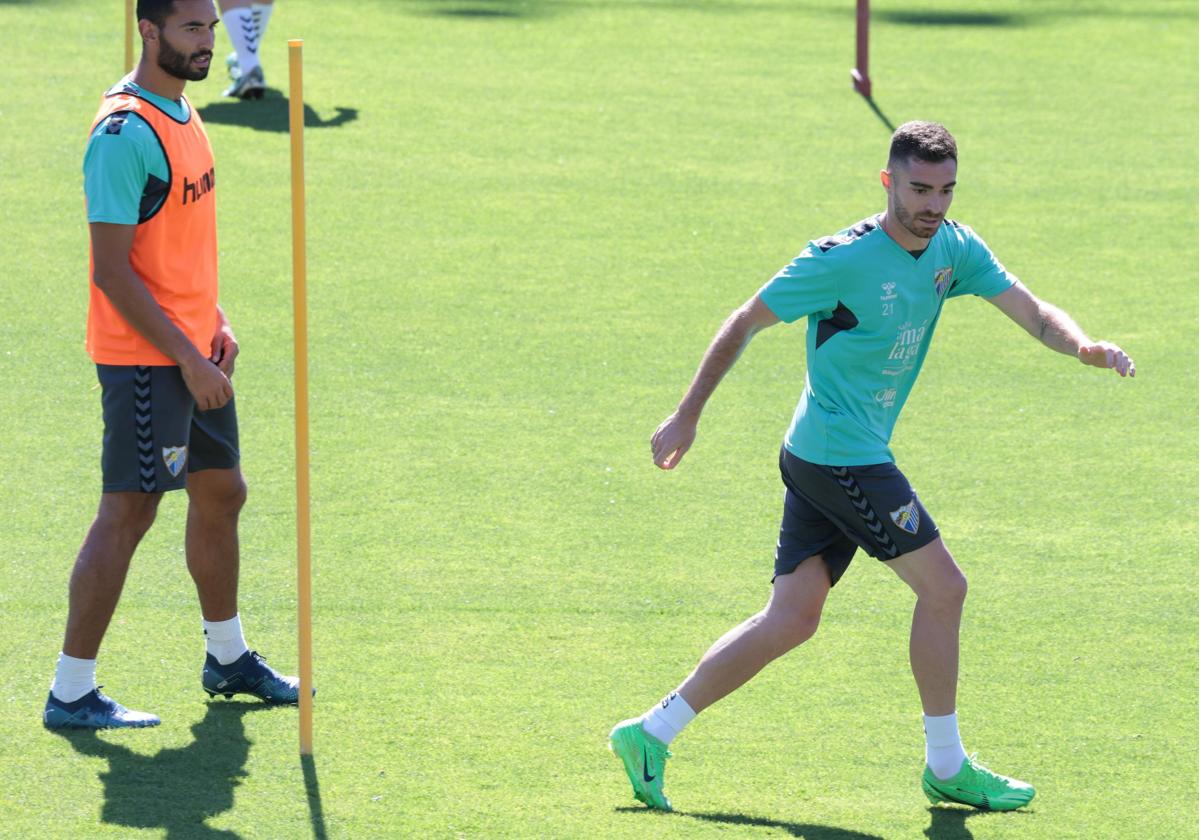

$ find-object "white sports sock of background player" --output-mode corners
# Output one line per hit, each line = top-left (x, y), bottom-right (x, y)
(251, 1), (274, 43)
(221, 2), (261, 75)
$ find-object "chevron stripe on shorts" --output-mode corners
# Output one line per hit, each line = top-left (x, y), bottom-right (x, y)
(829, 466), (898, 558)
(134, 366), (156, 492)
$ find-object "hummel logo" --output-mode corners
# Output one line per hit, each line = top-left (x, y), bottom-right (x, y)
(642, 747), (656, 782)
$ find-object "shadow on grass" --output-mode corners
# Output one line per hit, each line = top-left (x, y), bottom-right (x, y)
(301, 753), (329, 840)
(56, 701), (270, 839)
(198, 89), (359, 134)
(406, 1), (844, 20)
(859, 94), (896, 132)
(413, 0), (550, 18)
(617, 807), (885, 839)
(925, 805), (1032, 839)
(875, 10), (1027, 27)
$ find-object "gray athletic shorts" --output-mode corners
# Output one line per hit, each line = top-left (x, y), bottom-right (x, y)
(775, 446), (939, 586)
(98, 364), (240, 494)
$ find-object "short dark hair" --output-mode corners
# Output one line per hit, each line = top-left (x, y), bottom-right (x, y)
(137, 0), (176, 27)
(888, 121), (957, 169)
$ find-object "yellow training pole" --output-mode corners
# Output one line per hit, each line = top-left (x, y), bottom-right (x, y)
(289, 39), (314, 756)
(125, 0), (134, 73)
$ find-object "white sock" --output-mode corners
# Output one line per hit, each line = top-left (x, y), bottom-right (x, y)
(252, 2), (273, 42)
(224, 7), (261, 73)
(924, 712), (969, 780)
(641, 691), (696, 745)
(51, 652), (97, 703)
(203, 615), (249, 665)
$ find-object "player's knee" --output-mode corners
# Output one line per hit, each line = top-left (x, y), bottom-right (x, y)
(928, 568), (968, 613)
(192, 473), (247, 518)
(98, 493), (162, 541)
(767, 609), (821, 652)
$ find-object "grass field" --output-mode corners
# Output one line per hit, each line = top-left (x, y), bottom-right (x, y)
(1, 1), (1197, 837)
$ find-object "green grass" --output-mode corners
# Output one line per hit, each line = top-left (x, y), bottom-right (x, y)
(1, 0), (1196, 837)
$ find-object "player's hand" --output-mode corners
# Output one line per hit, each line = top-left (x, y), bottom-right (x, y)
(652, 411), (698, 470)
(181, 354), (234, 411)
(210, 321), (239, 377)
(1078, 341), (1136, 378)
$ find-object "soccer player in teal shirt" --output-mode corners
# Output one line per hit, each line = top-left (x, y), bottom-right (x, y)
(610, 121), (1135, 812)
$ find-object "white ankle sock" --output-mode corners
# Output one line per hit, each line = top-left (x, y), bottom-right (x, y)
(203, 615), (249, 665)
(924, 711), (969, 780)
(224, 7), (261, 73)
(51, 652), (97, 703)
(251, 3), (273, 43)
(641, 691), (696, 745)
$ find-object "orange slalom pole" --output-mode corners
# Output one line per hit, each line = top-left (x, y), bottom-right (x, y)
(289, 39), (315, 756)
(125, 0), (134, 73)
(852, 0), (872, 98)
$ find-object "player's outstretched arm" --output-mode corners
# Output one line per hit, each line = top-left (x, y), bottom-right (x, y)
(986, 280), (1136, 377)
(652, 294), (781, 470)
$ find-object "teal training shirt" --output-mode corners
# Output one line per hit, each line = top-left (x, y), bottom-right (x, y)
(759, 215), (1015, 466)
(84, 78), (190, 224)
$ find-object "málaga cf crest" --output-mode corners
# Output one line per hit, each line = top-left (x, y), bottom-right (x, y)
(162, 446), (188, 478)
(933, 267), (953, 297)
(889, 498), (921, 535)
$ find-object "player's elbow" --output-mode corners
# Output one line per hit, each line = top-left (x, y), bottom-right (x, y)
(91, 268), (128, 296)
(91, 260), (130, 293)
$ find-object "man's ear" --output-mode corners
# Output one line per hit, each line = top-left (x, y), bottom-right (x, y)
(138, 19), (158, 43)
(880, 169), (892, 190)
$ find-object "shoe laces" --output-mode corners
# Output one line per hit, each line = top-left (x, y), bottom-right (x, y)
(965, 753), (1017, 791)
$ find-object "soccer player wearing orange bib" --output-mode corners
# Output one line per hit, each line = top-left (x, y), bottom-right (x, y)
(44, 0), (302, 730)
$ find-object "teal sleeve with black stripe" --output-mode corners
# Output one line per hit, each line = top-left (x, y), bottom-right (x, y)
(83, 113), (167, 224)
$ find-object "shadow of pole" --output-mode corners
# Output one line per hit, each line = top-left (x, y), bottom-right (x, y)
(56, 701), (271, 839)
(301, 753), (330, 840)
(859, 94), (896, 133)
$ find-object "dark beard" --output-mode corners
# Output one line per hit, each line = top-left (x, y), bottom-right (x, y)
(157, 33), (210, 81)
(893, 200), (937, 240)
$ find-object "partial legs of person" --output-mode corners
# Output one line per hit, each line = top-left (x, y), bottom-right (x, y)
(609, 555), (832, 810)
(44, 493), (165, 729)
(888, 537), (1035, 810)
(185, 467), (244, 624)
(188, 467), (302, 704)
(219, 0), (273, 98)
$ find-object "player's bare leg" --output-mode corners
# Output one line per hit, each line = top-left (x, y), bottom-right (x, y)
(676, 553), (832, 712)
(63, 492), (163, 659)
(184, 466), (246, 621)
(885, 537), (966, 716)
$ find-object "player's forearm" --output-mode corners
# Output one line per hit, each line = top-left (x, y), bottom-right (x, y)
(1033, 300), (1092, 357)
(93, 264), (208, 369)
(676, 309), (761, 419)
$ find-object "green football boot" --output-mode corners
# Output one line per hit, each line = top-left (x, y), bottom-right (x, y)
(608, 718), (672, 811)
(923, 754), (1035, 811)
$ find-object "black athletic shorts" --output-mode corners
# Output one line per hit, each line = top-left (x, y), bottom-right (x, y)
(774, 446), (939, 586)
(98, 364), (240, 494)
